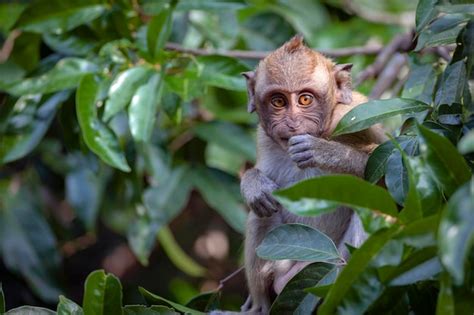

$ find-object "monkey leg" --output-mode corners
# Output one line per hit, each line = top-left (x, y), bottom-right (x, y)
(273, 260), (311, 295)
(244, 211), (283, 314)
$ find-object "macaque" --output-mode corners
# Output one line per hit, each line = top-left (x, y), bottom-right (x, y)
(239, 36), (386, 314)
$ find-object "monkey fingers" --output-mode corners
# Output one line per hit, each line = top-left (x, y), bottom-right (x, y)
(250, 193), (281, 217)
(288, 141), (312, 154)
(263, 191), (283, 213)
(288, 134), (313, 146)
(289, 151), (315, 169)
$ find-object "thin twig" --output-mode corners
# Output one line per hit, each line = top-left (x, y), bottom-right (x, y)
(165, 42), (384, 59)
(0, 30), (21, 62)
(369, 53), (407, 99)
(169, 131), (194, 152)
(217, 266), (245, 291)
(355, 32), (414, 87)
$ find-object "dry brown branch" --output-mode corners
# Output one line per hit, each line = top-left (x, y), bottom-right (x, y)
(369, 53), (407, 99)
(217, 266), (245, 291)
(165, 42), (384, 59)
(0, 30), (21, 62)
(355, 32), (414, 87)
(61, 234), (97, 257)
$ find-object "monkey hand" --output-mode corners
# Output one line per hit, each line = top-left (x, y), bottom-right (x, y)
(288, 134), (333, 169)
(241, 168), (283, 217)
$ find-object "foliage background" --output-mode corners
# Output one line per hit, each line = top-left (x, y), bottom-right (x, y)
(0, 0), (472, 314)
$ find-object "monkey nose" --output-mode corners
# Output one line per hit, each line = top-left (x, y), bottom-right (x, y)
(286, 121), (300, 132)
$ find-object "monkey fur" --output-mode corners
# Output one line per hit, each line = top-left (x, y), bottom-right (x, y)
(219, 36), (386, 315)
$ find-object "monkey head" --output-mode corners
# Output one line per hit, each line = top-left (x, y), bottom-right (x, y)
(243, 35), (353, 148)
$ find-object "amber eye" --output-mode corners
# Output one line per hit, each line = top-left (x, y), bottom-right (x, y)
(271, 96), (286, 108)
(298, 94), (313, 106)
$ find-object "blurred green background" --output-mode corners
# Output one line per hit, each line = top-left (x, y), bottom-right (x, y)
(0, 0), (417, 310)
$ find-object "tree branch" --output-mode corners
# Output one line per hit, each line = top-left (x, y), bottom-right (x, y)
(0, 30), (21, 63)
(355, 32), (414, 87)
(369, 53), (407, 99)
(165, 42), (383, 59)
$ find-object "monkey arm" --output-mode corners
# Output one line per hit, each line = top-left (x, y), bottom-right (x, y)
(241, 168), (283, 217)
(288, 134), (368, 177)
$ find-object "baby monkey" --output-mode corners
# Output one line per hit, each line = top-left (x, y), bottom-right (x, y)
(238, 36), (386, 314)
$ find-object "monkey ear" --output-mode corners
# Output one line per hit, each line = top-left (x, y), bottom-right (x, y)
(242, 71), (256, 113)
(334, 63), (353, 105)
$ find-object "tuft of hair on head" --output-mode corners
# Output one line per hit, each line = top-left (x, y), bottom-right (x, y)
(283, 34), (305, 54)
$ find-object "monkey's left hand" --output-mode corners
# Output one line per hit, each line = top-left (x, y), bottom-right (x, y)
(288, 134), (350, 170)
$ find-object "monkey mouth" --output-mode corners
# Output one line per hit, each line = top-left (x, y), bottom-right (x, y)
(280, 137), (289, 142)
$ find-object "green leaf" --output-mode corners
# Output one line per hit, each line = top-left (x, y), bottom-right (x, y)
(256, 224), (341, 262)
(332, 99), (431, 137)
(436, 272), (455, 315)
(43, 32), (98, 57)
(0, 283), (4, 314)
(396, 215), (439, 249)
(175, 0), (245, 11)
(57, 295), (84, 315)
(439, 180), (474, 285)
(129, 73), (163, 142)
(66, 166), (102, 230)
(147, 4), (174, 60)
(16, 1), (107, 34)
(76, 74), (130, 172)
(131, 166), (192, 264)
(458, 130), (474, 154)
(436, 4), (474, 15)
(417, 124), (470, 196)
(197, 56), (248, 91)
(385, 150), (408, 206)
(104, 66), (153, 122)
(1, 58), (97, 96)
(5, 306), (56, 314)
(435, 60), (467, 106)
(194, 121), (256, 162)
(0, 3), (26, 33)
(390, 257), (441, 286)
(416, 0), (438, 32)
(318, 226), (401, 315)
(0, 91), (70, 164)
(275, 175), (398, 218)
(365, 140), (395, 184)
(193, 167), (247, 234)
(452, 20), (473, 76)
(275, 196), (339, 217)
(269, 0), (329, 41)
(399, 157), (426, 222)
(83, 270), (123, 315)
(123, 305), (177, 315)
(415, 22), (467, 51)
(157, 226), (207, 278)
(139, 287), (205, 315)
(185, 291), (220, 312)
(270, 263), (336, 315)
(402, 60), (437, 105)
(0, 182), (62, 302)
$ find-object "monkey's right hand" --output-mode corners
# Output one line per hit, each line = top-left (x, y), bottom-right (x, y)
(241, 168), (283, 218)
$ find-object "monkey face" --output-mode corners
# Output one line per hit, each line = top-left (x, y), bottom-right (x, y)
(257, 87), (330, 148)
(243, 35), (353, 149)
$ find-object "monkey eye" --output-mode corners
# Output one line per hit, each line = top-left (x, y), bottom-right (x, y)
(298, 94), (314, 106)
(271, 96), (286, 108)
